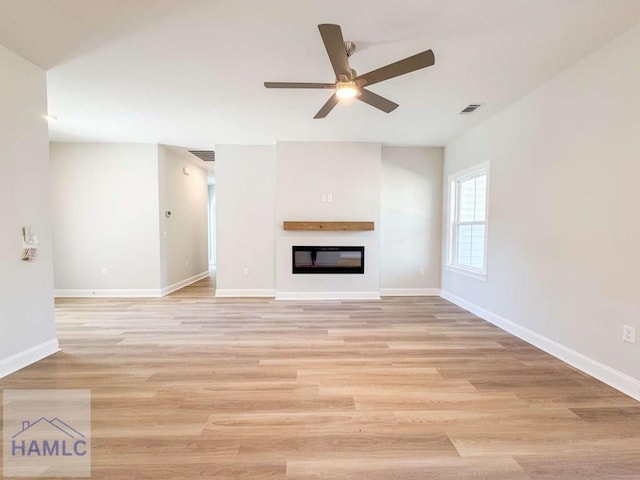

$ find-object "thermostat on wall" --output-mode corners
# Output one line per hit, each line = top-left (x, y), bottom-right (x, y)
(21, 226), (39, 262)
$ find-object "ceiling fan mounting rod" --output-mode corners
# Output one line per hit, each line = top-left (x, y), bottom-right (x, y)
(344, 41), (356, 58)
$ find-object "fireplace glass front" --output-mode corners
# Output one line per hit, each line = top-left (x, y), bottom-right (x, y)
(292, 246), (364, 274)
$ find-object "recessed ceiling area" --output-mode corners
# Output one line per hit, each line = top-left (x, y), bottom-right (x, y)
(1, 0), (639, 148)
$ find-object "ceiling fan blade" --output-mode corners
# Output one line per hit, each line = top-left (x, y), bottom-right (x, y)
(356, 49), (435, 87)
(314, 94), (339, 119)
(318, 24), (352, 80)
(357, 88), (399, 113)
(264, 82), (334, 89)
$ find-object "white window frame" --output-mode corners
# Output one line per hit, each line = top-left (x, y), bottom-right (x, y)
(446, 162), (490, 281)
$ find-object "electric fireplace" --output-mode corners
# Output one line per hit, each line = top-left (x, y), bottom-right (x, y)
(292, 246), (364, 274)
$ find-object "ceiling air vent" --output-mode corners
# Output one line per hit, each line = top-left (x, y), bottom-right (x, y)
(460, 104), (482, 114)
(189, 150), (215, 162)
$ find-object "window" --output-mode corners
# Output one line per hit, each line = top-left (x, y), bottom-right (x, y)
(447, 163), (489, 279)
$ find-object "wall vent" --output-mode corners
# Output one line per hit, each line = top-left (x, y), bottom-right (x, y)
(460, 104), (482, 114)
(189, 150), (215, 162)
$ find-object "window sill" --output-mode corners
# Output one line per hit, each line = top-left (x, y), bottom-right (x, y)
(446, 265), (487, 281)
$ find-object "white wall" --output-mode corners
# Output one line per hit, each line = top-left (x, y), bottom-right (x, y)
(442, 25), (640, 398)
(208, 184), (216, 268)
(51, 143), (162, 295)
(0, 45), (58, 377)
(215, 145), (276, 296)
(275, 142), (381, 299)
(215, 142), (442, 299)
(381, 147), (443, 295)
(158, 145), (209, 293)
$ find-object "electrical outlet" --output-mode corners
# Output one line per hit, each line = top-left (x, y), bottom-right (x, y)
(185, 260), (190, 269)
(101, 267), (108, 276)
(419, 267), (425, 275)
(243, 267), (251, 277)
(622, 325), (635, 344)
(327, 194), (333, 203)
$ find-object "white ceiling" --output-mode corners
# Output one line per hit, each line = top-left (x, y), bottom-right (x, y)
(1, 0), (640, 149)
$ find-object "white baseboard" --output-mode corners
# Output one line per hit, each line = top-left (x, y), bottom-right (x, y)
(380, 288), (441, 297)
(161, 271), (209, 296)
(0, 338), (60, 379)
(215, 289), (276, 298)
(54, 289), (162, 298)
(54, 272), (211, 298)
(276, 291), (381, 301)
(441, 290), (640, 402)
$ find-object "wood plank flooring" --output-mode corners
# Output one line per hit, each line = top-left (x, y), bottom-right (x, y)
(1, 276), (639, 479)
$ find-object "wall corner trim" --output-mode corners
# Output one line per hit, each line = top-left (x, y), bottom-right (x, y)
(0, 338), (60, 379)
(380, 288), (441, 297)
(161, 271), (210, 296)
(440, 290), (640, 402)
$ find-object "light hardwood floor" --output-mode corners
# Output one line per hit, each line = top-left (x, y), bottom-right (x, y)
(2, 276), (639, 479)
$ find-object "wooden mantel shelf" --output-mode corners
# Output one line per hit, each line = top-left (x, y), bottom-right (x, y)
(283, 221), (375, 232)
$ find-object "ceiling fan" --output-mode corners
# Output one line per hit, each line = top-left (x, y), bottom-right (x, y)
(264, 24), (435, 119)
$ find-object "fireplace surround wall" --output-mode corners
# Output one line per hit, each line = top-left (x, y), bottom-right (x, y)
(275, 142), (382, 299)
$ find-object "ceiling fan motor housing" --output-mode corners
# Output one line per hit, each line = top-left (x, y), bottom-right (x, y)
(337, 69), (357, 82)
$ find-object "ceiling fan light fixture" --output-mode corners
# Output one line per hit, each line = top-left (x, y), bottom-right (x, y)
(335, 81), (359, 99)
